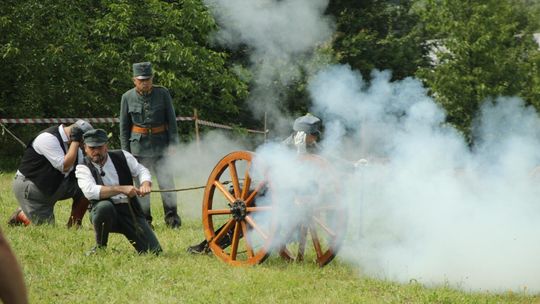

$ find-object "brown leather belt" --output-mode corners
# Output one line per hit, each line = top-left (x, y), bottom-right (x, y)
(131, 124), (168, 135)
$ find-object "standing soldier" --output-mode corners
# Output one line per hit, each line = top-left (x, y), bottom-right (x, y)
(119, 62), (181, 229)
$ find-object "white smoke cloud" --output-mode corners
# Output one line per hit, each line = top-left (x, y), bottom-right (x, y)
(204, 0), (334, 130)
(307, 65), (540, 292)
(197, 0), (540, 293)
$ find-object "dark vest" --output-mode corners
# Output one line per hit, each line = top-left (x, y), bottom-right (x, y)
(83, 150), (137, 205)
(84, 150), (132, 185)
(110, 151), (133, 186)
(18, 126), (74, 195)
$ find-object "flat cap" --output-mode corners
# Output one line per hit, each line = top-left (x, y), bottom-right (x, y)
(83, 129), (108, 147)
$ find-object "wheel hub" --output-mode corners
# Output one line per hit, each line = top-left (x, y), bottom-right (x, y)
(230, 199), (247, 221)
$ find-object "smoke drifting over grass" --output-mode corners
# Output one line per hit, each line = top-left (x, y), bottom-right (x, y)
(309, 65), (540, 292)
(194, 0), (540, 293)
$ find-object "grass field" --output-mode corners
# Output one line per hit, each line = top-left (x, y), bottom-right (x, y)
(0, 170), (539, 304)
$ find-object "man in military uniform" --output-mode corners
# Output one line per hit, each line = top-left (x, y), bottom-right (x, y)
(119, 62), (181, 229)
(282, 113), (322, 154)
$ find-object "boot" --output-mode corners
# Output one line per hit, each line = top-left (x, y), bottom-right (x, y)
(165, 214), (181, 229)
(67, 197), (89, 228)
(187, 240), (211, 255)
(7, 208), (31, 226)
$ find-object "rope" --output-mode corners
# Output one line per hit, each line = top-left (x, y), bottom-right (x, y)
(0, 122), (26, 147)
(151, 185), (206, 192)
(151, 180), (234, 193)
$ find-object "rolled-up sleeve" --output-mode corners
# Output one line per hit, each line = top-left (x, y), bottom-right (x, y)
(75, 164), (102, 200)
(123, 151), (152, 184)
(33, 133), (65, 172)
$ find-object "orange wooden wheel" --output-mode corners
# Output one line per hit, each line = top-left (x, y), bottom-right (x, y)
(202, 151), (275, 266)
(277, 154), (347, 267)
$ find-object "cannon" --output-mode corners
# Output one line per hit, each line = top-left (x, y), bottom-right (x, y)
(200, 150), (347, 267)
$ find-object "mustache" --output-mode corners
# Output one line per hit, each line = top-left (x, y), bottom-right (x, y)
(91, 153), (106, 164)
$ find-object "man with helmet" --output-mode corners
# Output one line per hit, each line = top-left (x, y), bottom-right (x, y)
(8, 119), (94, 227)
(282, 113), (322, 154)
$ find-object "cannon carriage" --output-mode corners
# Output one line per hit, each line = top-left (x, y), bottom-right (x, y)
(200, 150), (348, 267)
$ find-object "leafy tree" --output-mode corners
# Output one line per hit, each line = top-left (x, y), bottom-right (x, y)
(416, 0), (540, 136)
(327, 0), (430, 81)
(0, 0), (249, 157)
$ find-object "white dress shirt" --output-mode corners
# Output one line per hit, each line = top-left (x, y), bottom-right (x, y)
(31, 125), (84, 176)
(75, 150), (152, 202)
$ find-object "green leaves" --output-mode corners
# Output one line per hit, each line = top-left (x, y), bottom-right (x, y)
(416, 0), (540, 136)
(328, 0), (430, 82)
(0, 0), (248, 129)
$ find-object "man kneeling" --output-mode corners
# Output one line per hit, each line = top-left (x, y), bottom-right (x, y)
(76, 129), (161, 255)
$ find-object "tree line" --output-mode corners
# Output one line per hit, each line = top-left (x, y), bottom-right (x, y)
(1, 0), (540, 161)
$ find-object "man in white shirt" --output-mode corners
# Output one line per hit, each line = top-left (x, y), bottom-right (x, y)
(76, 129), (161, 255)
(9, 120), (93, 227)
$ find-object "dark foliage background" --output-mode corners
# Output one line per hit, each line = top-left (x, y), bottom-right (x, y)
(1, 0), (540, 166)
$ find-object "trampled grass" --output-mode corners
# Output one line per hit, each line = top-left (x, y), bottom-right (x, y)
(0, 171), (539, 303)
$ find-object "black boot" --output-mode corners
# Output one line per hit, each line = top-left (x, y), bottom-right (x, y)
(187, 240), (210, 255)
(165, 214), (181, 229)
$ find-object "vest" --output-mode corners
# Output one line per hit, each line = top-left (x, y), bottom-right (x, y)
(83, 150), (137, 205)
(18, 126), (74, 195)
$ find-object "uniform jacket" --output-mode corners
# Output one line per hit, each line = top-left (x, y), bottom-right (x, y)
(119, 86), (179, 157)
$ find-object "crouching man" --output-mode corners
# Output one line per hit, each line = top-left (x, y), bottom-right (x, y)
(75, 129), (161, 255)
(9, 119), (94, 227)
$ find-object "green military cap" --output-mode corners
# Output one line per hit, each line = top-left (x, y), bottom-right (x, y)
(293, 113), (322, 135)
(133, 62), (153, 80)
(83, 129), (109, 147)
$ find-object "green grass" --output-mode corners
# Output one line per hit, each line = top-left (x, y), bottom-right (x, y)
(0, 171), (538, 303)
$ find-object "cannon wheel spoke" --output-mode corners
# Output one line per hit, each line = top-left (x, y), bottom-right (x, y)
(228, 161), (241, 198)
(210, 219), (235, 246)
(309, 224), (324, 260)
(296, 225), (307, 262)
(245, 215), (269, 241)
(241, 221), (254, 258)
(230, 222), (241, 260)
(241, 161), (252, 200)
(244, 180), (266, 207)
(214, 180), (235, 204)
(207, 209), (232, 215)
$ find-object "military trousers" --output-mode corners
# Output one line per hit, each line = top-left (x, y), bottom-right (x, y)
(134, 156), (179, 225)
(89, 200), (161, 254)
